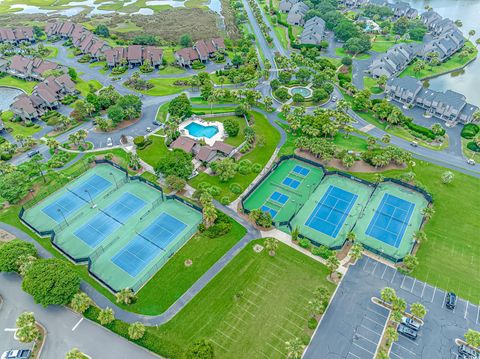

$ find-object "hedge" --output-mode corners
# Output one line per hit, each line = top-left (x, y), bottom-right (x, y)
(404, 119), (438, 140)
(461, 123), (479, 139)
(467, 141), (480, 152)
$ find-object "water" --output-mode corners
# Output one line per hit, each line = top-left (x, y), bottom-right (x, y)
(291, 87), (312, 97)
(407, 0), (480, 106)
(185, 122), (219, 138)
(0, 87), (23, 111)
(146, 0), (187, 7)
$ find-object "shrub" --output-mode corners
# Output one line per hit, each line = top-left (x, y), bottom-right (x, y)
(224, 118), (240, 137)
(252, 163), (262, 172)
(274, 87), (290, 102)
(0, 240), (37, 273)
(404, 119), (438, 140)
(298, 238), (311, 249)
(307, 316), (318, 329)
(220, 196), (230, 205)
(249, 209), (272, 228)
(461, 123), (479, 139)
(202, 211), (232, 238)
(467, 141), (480, 152)
(311, 245), (333, 259)
(229, 183), (242, 194)
(1, 153), (12, 161)
(292, 93), (305, 103)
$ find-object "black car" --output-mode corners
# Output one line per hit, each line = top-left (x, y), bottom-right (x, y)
(397, 324), (417, 340)
(27, 150), (39, 158)
(446, 292), (457, 309)
(458, 344), (479, 359)
(152, 120), (161, 126)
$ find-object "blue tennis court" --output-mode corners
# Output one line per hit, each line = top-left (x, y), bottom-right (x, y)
(69, 174), (112, 202)
(282, 177), (301, 189)
(261, 205), (277, 218)
(42, 193), (85, 222)
(111, 236), (162, 277)
(74, 212), (121, 247)
(365, 194), (415, 248)
(103, 192), (146, 223)
(140, 213), (187, 249)
(292, 165), (310, 177)
(305, 186), (357, 238)
(269, 191), (289, 205)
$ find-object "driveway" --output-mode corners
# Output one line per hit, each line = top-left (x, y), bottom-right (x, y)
(0, 273), (159, 359)
(304, 256), (480, 359)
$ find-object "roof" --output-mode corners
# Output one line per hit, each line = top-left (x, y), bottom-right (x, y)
(212, 141), (234, 155)
(175, 48), (199, 61)
(54, 74), (76, 91)
(434, 90), (466, 109)
(170, 136), (197, 152)
(212, 38), (225, 50)
(143, 46), (163, 63)
(194, 40), (216, 57)
(195, 146), (216, 162)
(127, 45), (142, 61)
(11, 95), (37, 115)
(387, 76), (422, 92)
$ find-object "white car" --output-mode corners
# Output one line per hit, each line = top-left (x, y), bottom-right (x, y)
(467, 158), (475, 165)
(1, 350), (32, 359)
(106, 137), (113, 147)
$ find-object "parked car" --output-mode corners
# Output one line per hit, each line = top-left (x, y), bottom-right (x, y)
(146, 127), (152, 132)
(152, 120), (160, 126)
(27, 150), (39, 158)
(397, 324), (417, 340)
(1, 350), (32, 359)
(446, 292), (457, 310)
(106, 137), (113, 147)
(331, 96), (338, 102)
(410, 141), (418, 147)
(467, 158), (476, 165)
(458, 344), (479, 359)
(401, 316), (420, 331)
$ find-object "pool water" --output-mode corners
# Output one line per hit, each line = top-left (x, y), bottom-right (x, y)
(185, 122), (219, 139)
(291, 87), (312, 97)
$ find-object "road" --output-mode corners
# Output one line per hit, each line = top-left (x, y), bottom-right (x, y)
(0, 273), (159, 359)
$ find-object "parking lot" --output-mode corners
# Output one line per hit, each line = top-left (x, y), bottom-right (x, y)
(304, 256), (480, 359)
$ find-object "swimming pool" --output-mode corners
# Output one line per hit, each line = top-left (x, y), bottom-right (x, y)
(185, 122), (219, 139)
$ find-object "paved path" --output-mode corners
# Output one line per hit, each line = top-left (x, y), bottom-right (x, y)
(0, 273), (159, 359)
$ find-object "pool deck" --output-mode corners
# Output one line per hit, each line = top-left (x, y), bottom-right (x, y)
(178, 116), (226, 146)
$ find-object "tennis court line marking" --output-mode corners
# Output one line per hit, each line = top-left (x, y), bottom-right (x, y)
(72, 318), (83, 331)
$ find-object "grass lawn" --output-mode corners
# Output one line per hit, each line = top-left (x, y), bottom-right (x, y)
(352, 161), (480, 302)
(75, 78), (103, 97)
(111, 21), (143, 34)
(400, 41), (478, 79)
(158, 66), (186, 75)
(85, 239), (335, 358)
(335, 47), (371, 60)
(363, 76), (384, 94)
(461, 138), (479, 160)
(44, 45), (58, 59)
(209, 115), (247, 147)
(4, 120), (42, 137)
(189, 111), (280, 202)
(141, 78), (189, 96)
(88, 61), (107, 74)
(136, 135), (169, 167)
(0, 75), (37, 94)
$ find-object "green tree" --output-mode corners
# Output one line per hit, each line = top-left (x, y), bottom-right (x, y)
(16, 255), (37, 277)
(211, 158), (238, 182)
(185, 339), (214, 359)
(65, 348), (88, 359)
(156, 149), (193, 180)
(264, 237), (279, 257)
(380, 287), (397, 303)
(224, 118), (240, 137)
(180, 34), (192, 47)
(326, 255), (340, 279)
(410, 302), (427, 319)
(16, 312), (39, 343)
(168, 93), (192, 119)
(402, 255), (418, 273)
(22, 258), (80, 307)
(385, 326), (399, 345)
(98, 307), (115, 325)
(413, 59), (426, 77)
(413, 230), (427, 244)
(70, 292), (92, 314)
(0, 240), (37, 273)
(202, 201), (217, 229)
(464, 329), (480, 348)
(0, 170), (30, 203)
(128, 322), (145, 340)
(350, 243), (363, 262)
(165, 175), (186, 191)
(285, 337), (304, 359)
(94, 24), (110, 37)
(107, 105), (125, 124)
(67, 67), (78, 81)
(421, 206), (435, 221)
(381, 134), (391, 144)
(352, 89), (372, 111)
(115, 288), (137, 305)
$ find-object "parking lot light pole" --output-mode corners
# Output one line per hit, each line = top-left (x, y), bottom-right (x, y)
(109, 172), (118, 189)
(57, 208), (68, 225)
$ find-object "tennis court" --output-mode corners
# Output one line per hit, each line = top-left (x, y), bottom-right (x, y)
(103, 192), (146, 223)
(42, 193), (86, 222)
(305, 186), (358, 238)
(68, 174), (112, 202)
(365, 194), (415, 248)
(243, 159), (324, 223)
(74, 212), (121, 247)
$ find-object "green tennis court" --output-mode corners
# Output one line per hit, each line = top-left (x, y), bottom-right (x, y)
(22, 164), (202, 292)
(243, 159), (324, 223)
(290, 174), (374, 248)
(353, 182), (428, 261)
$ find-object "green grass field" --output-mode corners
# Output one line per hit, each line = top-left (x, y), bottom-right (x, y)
(136, 135), (169, 167)
(363, 76), (383, 94)
(400, 41), (478, 79)
(3, 119), (41, 137)
(142, 78), (189, 96)
(0, 75), (37, 94)
(335, 47), (371, 59)
(75, 78), (103, 97)
(189, 111), (280, 202)
(209, 115), (247, 147)
(352, 161), (480, 302)
(85, 239), (335, 358)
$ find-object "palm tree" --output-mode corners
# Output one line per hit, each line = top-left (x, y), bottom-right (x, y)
(263, 237), (279, 256)
(385, 326), (399, 345)
(441, 171), (454, 184)
(285, 337), (304, 359)
(70, 292), (92, 313)
(468, 29), (476, 40)
(336, 99), (349, 113)
(350, 243), (363, 262)
(413, 230), (427, 244)
(421, 206), (435, 220)
(346, 231), (356, 242)
(291, 226), (300, 242)
(202, 202), (217, 228)
(115, 288), (137, 305)
(381, 134), (391, 144)
(65, 348), (88, 359)
(380, 287), (397, 303)
(367, 136), (376, 149)
(128, 322), (145, 340)
(410, 302), (427, 319)
(46, 138), (60, 152)
(307, 298), (325, 316)
(16, 254), (36, 276)
(16, 312), (39, 343)
(98, 307), (115, 325)
(326, 255), (340, 279)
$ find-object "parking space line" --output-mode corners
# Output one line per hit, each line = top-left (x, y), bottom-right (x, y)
(381, 265), (387, 279)
(355, 333), (378, 346)
(352, 342), (374, 355)
(347, 352), (361, 359)
(420, 282), (427, 298)
(391, 269), (396, 283)
(394, 342), (417, 356)
(360, 324), (381, 337)
(364, 315), (385, 327)
(371, 261), (378, 274)
(363, 257), (370, 271)
(367, 306), (388, 319)
(399, 335), (419, 346)
(390, 351), (403, 359)
(465, 301), (469, 319)
(72, 317), (83, 331)
(431, 286), (437, 303)
(401, 275), (406, 289)
(476, 304), (480, 324)
(411, 278), (416, 292)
